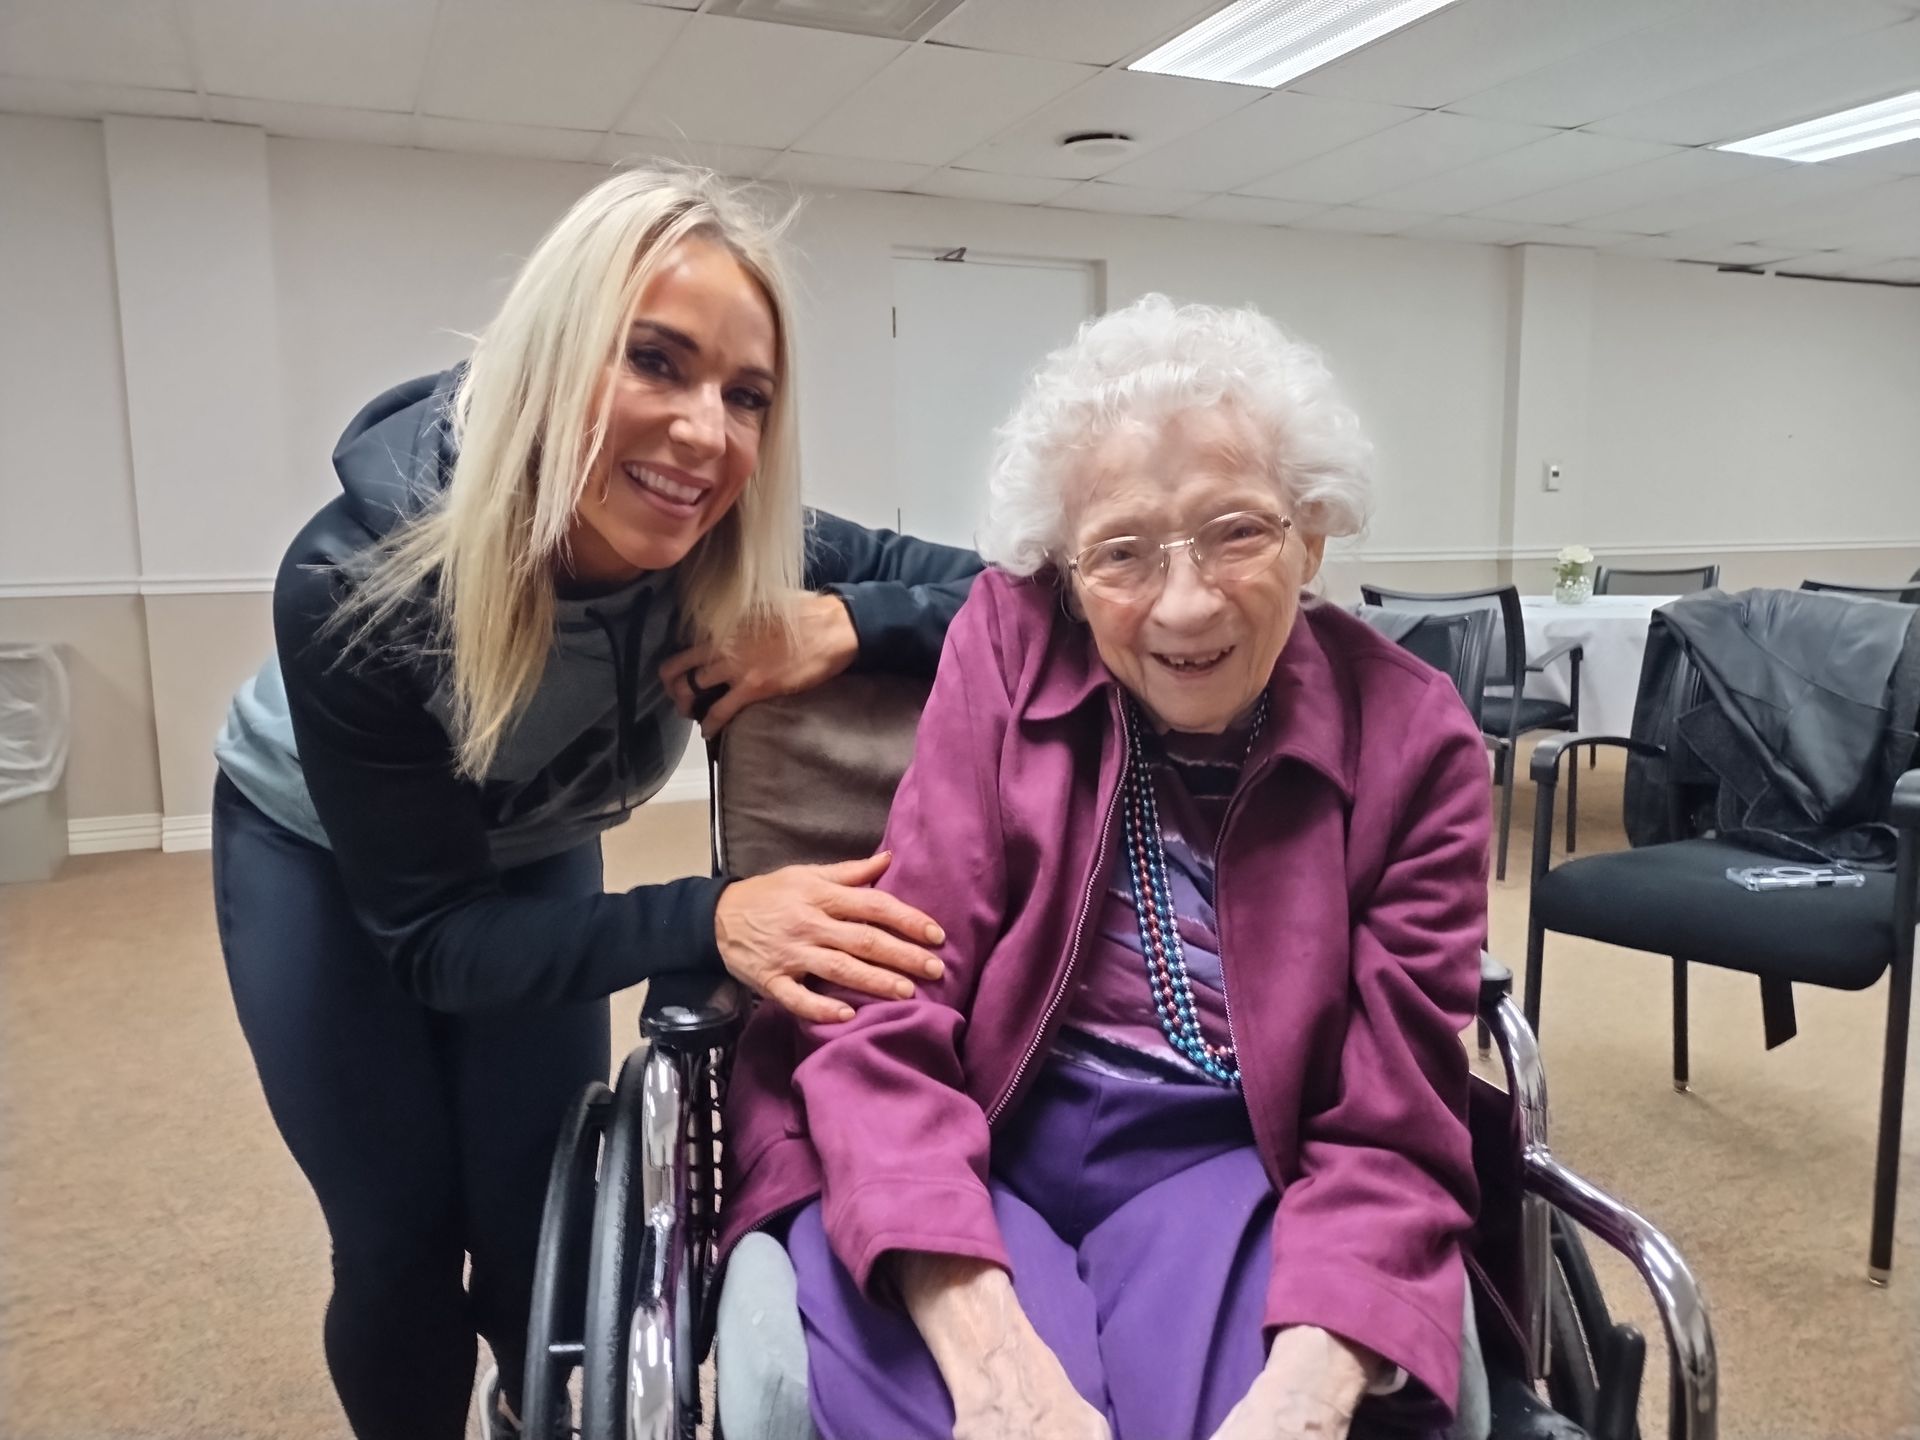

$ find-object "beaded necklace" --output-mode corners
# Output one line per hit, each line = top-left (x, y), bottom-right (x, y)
(1120, 692), (1270, 1089)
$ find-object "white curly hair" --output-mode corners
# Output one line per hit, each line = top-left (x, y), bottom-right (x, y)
(979, 294), (1372, 575)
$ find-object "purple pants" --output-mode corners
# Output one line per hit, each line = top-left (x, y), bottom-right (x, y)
(787, 1055), (1390, 1440)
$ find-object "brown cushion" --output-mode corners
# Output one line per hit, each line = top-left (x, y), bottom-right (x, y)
(715, 672), (932, 877)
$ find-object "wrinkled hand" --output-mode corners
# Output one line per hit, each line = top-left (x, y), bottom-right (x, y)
(713, 851), (946, 1024)
(897, 1255), (1111, 1440)
(951, 1331), (1112, 1440)
(1208, 1327), (1374, 1440)
(661, 592), (859, 739)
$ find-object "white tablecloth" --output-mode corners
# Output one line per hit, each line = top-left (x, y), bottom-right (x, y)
(1519, 594), (1674, 738)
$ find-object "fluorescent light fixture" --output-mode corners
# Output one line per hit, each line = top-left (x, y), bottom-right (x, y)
(1718, 91), (1920, 163)
(1129, 0), (1463, 90)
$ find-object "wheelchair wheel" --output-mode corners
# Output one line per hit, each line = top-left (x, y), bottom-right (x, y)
(1546, 1210), (1645, 1440)
(582, 1044), (701, 1440)
(524, 1080), (613, 1440)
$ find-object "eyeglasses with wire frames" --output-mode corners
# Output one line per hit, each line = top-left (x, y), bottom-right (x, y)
(1066, 511), (1294, 603)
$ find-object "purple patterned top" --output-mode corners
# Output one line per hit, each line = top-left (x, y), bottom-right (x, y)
(1057, 721), (1252, 1082)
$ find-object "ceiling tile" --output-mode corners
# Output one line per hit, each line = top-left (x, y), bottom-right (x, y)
(1367, 130), (1673, 215)
(414, 116), (605, 163)
(1287, 206), (1428, 236)
(1771, 251), (1883, 277)
(909, 167), (1080, 205)
(207, 95), (414, 145)
(0, 76), (203, 121)
(1516, 225), (1646, 250)
(1239, 110), (1554, 205)
(616, 16), (902, 150)
(1182, 193), (1329, 226)
(419, 2), (686, 131)
(1845, 257), (1920, 281)
(764, 150), (934, 192)
(0, 0), (195, 90)
(187, 0), (439, 111)
(927, 0), (1215, 66)
(1580, 162), (1886, 236)
(1476, 148), (1784, 227)
(956, 67), (1262, 181)
(1101, 92), (1419, 193)
(798, 44), (1094, 166)
(1586, 16), (1920, 147)
(601, 133), (781, 178)
(1649, 174), (1911, 246)
(1050, 180), (1207, 215)
(1707, 176), (1920, 250)
(1611, 234), (1807, 266)
(1288, 0), (1677, 109)
(1447, 0), (1912, 129)
(1825, 137), (1920, 178)
(1401, 214), (1540, 244)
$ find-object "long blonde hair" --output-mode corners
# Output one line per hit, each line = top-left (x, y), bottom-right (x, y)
(334, 166), (804, 778)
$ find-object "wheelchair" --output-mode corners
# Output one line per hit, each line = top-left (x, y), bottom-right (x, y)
(524, 673), (1719, 1440)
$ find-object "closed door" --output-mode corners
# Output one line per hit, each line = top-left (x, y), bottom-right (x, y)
(891, 253), (1097, 551)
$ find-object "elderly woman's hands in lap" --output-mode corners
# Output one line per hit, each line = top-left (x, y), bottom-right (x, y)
(898, 1255), (1113, 1440)
(1208, 1327), (1377, 1440)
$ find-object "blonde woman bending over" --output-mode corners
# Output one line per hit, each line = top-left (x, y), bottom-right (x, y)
(211, 167), (981, 1440)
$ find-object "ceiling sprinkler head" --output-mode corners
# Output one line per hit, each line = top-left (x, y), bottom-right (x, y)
(1059, 132), (1139, 162)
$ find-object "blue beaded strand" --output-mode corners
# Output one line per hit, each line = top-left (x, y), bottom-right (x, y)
(1120, 696), (1268, 1089)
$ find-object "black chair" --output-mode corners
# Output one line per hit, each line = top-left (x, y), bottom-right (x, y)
(1801, 577), (1920, 605)
(1352, 605), (1495, 728)
(1524, 645), (1920, 1283)
(525, 673), (1718, 1440)
(1361, 585), (1582, 881)
(1593, 564), (1720, 596)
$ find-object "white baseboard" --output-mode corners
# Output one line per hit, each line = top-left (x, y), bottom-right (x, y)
(161, 813), (213, 852)
(67, 813), (162, 853)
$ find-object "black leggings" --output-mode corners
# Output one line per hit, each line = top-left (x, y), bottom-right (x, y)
(211, 774), (611, 1440)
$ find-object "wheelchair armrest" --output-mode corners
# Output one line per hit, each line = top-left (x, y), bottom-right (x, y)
(1523, 1154), (1718, 1440)
(1526, 640), (1584, 674)
(1529, 733), (1664, 786)
(1891, 768), (1920, 829)
(640, 972), (751, 1051)
(1480, 952), (1514, 1017)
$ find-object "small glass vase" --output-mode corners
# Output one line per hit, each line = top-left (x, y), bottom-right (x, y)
(1554, 571), (1593, 605)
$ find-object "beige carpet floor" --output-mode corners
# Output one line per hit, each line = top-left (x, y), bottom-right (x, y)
(2, 749), (1916, 1439)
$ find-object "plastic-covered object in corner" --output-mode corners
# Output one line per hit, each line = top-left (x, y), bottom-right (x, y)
(0, 645), (70, 806)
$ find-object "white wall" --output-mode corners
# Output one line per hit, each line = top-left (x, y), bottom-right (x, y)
(3, 115), (1918, 833)
(1578, 254), (1920, 552)
(785, 190), (1514, 561)
(0, 116), (142, 586)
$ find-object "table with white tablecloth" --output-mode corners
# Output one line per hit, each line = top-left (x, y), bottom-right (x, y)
(1518, 594), (1675, 738)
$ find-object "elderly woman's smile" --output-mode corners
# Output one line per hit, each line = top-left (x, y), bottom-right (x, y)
(1069, 406), (1326, 735)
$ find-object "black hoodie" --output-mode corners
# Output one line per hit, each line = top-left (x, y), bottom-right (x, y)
(215, 370), (982, 1012)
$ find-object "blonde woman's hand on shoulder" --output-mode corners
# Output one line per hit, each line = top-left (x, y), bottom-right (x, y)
(713, 850), (947, 1023)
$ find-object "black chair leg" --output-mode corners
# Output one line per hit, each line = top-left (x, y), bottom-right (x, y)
(1523, 921), (1546, 1034)
(1476, 1018), (1491, 1057)
(1869, 946), (1913, 1284)
(1496, 746), (1515, 882)
(1566, 745), (1579, 854)
(1671, 959), (1690, 1094)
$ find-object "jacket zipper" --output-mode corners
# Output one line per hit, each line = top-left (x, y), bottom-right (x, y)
(985, 699), (1128, 1125)
(1213, 751), (1278, 1090)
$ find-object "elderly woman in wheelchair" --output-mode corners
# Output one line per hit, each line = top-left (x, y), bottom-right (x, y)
(719, 295), (1498, 1440)
(527, 296), (1717, 1440)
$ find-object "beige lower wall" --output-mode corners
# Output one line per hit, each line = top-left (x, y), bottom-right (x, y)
(9, 543), (1918, 836)
(143, 591), (274, 825)
(0, 593), (162, 821)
